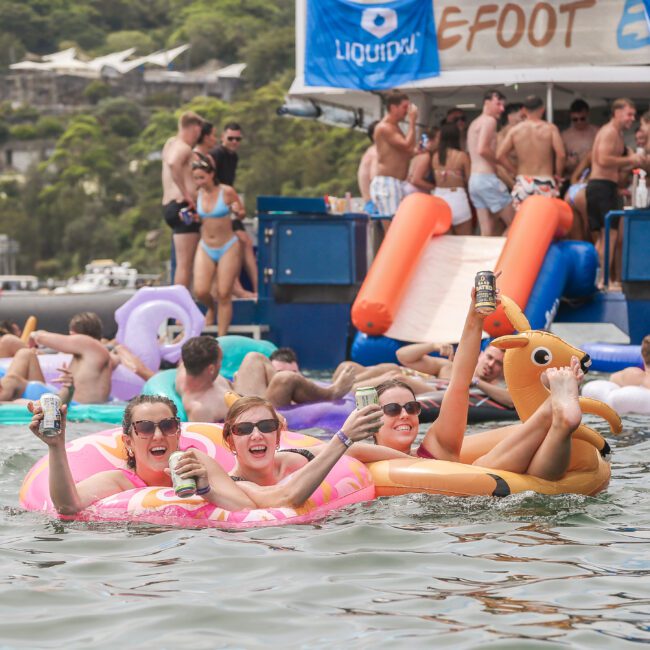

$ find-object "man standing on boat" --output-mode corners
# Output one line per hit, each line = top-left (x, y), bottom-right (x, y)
(467, 90), (514, 235)
(497, 95), (566, 211)
(561, 99), (599, 179)
(161, 111), (204, 290)
(370, 91), (418, 221)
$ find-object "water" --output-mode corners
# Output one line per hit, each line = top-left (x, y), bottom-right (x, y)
(2, 415), (650, 649)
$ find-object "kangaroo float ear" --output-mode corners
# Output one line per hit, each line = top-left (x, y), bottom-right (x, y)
(491, 334), (529, 350)
(500, 295), (531, 332)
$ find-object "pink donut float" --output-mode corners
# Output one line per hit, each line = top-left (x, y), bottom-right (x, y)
(20, 423), (376, 529)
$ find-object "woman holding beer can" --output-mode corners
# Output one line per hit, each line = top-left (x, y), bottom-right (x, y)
(27, 395), (247, 515)
(191, 154), (243, 335)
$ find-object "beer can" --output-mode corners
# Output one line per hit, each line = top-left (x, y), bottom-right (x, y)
(179, 207), (194, 225)
(168, 451), (196, 498)
(355, 386), (378, 409)
(475, 270), (497, 314)
(39, 393), (61, 437)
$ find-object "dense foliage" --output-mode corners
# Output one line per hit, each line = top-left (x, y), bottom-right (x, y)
(0, 0), (367, 277)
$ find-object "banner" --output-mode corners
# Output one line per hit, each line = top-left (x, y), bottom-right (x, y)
(434, 0), (650, 69)
(305, 0), (440, 90)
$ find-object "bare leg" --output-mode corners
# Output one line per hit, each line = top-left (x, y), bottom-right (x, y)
(233, 352), (277, 397)
(452, 220), (474, 236)
(0, 334), (26, 358)
(193, 243), (217, 325)
(497, 203), (514, 235)
(266, 366), (355, 406)
(9, 348), (45, 382)
(476, 208), (494, 236)
(173, 232), (200, 290)
(237, 230), (258, 294)
(215, 240), (242, 337)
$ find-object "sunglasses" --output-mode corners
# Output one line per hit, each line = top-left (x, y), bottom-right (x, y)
(231, 418), (280, 436)
(381, 401), (422, 417)
(227, 136), (242, 142)
(131, 417), (180, 437)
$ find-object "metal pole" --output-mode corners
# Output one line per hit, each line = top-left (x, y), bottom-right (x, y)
(546, 82), (554, 123)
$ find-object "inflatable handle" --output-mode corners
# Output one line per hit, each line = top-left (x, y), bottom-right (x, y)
(351, 194), (451, 335)
(21, 316), (37, 343)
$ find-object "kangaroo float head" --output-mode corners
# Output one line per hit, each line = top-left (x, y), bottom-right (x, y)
(490, 296), (591, 413)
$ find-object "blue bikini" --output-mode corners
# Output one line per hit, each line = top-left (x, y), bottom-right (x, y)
(198, 189), (238, 262)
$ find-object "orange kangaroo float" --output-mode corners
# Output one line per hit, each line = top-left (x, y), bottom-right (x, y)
(492, 296), (623, 455)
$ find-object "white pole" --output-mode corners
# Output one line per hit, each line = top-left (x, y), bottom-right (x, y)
(546, 82), (554, 123)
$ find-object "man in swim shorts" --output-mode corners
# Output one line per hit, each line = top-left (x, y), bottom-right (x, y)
(370, 91), (418, 220)
(161, 111), (204, 289)
(497, 95), (565, 211)
(610, 335), (650, 389)
(587, 98), (644, 281)
(562, 99), (599, 180)
(467, 90), (514, 235)
(28, 312), (111, 404)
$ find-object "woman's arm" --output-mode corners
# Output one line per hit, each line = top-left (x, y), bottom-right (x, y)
(409, 153), (436, 192)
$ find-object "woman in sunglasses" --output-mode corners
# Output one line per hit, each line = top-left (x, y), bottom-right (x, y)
(27, 394), (248, 515)
(191, 153), (243, 335)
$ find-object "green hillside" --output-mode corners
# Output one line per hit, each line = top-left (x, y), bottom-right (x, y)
(0, 0), (366, 277)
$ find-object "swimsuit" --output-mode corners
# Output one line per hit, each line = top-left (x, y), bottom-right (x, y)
(370, 176), (408, 217)
(230, 448), (316, 481)
(511, 175), (559, 210)
(415, 443), (437, 459)
(468, 173), (512, 213)
(586, 179), (622, 231)
(119, 469), (147, 488)
(200, 237), (238, 263)
(197, 189), (229, 219)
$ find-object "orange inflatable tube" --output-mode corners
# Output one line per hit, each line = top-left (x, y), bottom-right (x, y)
(484, 197), (573, 337)
(20, 316), (37, 343)
(352, 194), (451, 335)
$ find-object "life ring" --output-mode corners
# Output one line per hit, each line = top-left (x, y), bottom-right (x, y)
(19, 423), (375, 529)
(114, 285), (205, 372)
(0, 402), (125, 425)
(582, 380), (650, 416)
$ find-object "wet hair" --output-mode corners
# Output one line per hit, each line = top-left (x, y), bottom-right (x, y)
(642, 335), (650, 366)
(483, 89), (505, 103)
(367, 120), (379, 142)
(197, 121), (214, 144)
(385, 91), (409, 109)
(192, 151), (219, 183)
(611, 98), (635, 115)
(269, 347), (298, 364)
(223, 121), (242, 133)
(222, 396), (281, 451)
(437, 123), (461, 166)
(375, 379), (416, 401)
(181, 336), (221, 376)
(523, 95), (544, 112)
(569, 99), (590, 114)
(69, 312), (103, 340)
(179, 111), (203, 129)
(122, 394), (178, 470)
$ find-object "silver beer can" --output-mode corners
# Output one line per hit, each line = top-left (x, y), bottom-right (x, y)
(39, 393), (62, 437)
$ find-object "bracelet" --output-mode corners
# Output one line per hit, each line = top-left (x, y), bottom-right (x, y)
(196, 484), (211, 496)
(336, 429), (353, 448)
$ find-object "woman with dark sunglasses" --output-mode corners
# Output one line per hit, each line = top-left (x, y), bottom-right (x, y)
(27, 395), (247, 515)
(366, 292), (586, 481)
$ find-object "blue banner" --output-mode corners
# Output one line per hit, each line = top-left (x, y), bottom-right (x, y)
(305, 0), (440, 90)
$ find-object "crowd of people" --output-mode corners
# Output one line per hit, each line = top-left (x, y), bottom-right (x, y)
(360, 90), (648, 286)
(161, 113), (257, 336)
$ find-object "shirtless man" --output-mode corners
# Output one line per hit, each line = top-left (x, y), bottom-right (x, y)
(29, 312), (111, 404)
(396, 341), (513, 407)
(175, 336), (233, 422)
(586, 98), (643, 280)
(370, 91), (418, 219)
(161, 111), (204, 290)
(562, 99), (599, 179)
(357, 121), (379, 213)
(467, 90), (514, 235)
(496, 103), (524, 190)
(610, 335), (650, 388)
(497, 95), (566, 211)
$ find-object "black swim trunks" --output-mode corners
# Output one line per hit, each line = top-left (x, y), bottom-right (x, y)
(163, 200), (201, 235)
(231, 218), (245, 232)
(586, 179), (622, 231)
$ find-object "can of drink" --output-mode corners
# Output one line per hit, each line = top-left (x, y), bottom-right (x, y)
(355, 386), (378, 410)
(179, 206), (194, 225)
(168, 451), (196, 498)
(39, 393), (61, 437)
(475, 270), (497, 314)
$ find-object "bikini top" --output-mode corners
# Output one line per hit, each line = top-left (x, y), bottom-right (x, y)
(197, 188), (229, 219)
(230, 448), (316, 481)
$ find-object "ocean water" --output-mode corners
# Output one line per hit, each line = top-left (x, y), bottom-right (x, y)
(2, 414), (650, 649)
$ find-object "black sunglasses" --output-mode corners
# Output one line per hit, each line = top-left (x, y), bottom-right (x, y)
(231, 418), (280, 436)
(227, 136), (242, 142)
(132, 417), (180, 438)
(381, 401), (421, 417)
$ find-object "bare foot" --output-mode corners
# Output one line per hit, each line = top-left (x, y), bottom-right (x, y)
(569, 355), (585, 384)
(329, 365), (355, 399)
(545, 366), (582, 434)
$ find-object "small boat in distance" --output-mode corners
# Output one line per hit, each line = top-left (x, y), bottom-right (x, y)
(53, 259), (159, 294)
